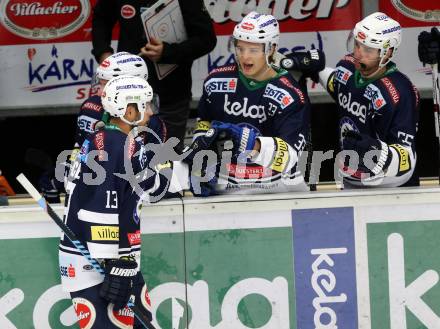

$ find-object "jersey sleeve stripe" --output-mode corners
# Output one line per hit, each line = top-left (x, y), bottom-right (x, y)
(86, 241), (119, 259)
(78, 209), (118, 224)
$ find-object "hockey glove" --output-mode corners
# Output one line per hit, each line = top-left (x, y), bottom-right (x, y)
(342, 130), (391, 176)
(280, 49), (326, 83)
(38, 168), (63, 204)
(418, 27), (440, 65)
(189, 163), (218, 197)
(210, 121), (259, 158)
(182, 127), (221, 165)
(99, 256), (138, 310)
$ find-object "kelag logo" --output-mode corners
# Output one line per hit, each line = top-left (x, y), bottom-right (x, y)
(149, 278), (289, 328)
(367, 220), (440, 328)
(0, 0), (90, 40)
(292, 207), (358, 329)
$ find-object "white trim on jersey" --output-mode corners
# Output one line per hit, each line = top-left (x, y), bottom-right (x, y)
(319, 67), (335, 88)
(78, 209), (118, 224)
(86, 241), (119, 259)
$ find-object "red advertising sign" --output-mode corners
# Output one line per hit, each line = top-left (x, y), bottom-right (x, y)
(210, 0), (362, 35)
(0, 0), (362, 45)
(379, 0), (440, 27)
(0, 0), (96, 45)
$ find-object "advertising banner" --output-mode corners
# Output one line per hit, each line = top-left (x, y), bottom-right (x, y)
(2, 196), (440, 328)
(1, 0), (437, 112)
(0, 0), (361, 110)
(355, 203), (440, 329)
(379, 1), (440, 27)
(292, 207), (358, 329)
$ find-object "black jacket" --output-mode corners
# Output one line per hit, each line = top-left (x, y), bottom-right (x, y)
(91, 0), (217, 105)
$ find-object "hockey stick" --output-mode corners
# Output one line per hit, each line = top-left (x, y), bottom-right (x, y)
(16, 173), (156, 329)
(432, 63), (440, 184)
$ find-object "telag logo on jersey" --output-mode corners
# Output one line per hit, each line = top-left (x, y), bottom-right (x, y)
(338, 92), (367, 124)
(335, 66), (352, 85)
(264, 84), (294, 109)
(364, 84), (387, 111)
(205, 78), (237, 95)
(223, 94), (266, 123)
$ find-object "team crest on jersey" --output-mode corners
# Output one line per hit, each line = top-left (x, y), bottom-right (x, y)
(205, 78), (237, 95)
(339, 117), (360, 145)
(263, 84), (294, 109)
(335, 66), (352, 85)
(364, 84), (387, 110)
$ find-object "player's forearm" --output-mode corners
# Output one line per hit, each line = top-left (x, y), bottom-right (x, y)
(384, 143), (416, 179)
(251, 136), (301, 173)
(318, 67), (335, 89)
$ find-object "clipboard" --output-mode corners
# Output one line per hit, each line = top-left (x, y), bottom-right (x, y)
(141, 0), (187, 80)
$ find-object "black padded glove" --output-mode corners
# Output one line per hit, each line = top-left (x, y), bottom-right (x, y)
(280, 49), (326, 83)
(342, 130), (391, 176)
(99, 256), (137, 310)
(418, 27), (440, 65)
(182, 126), (223, 164)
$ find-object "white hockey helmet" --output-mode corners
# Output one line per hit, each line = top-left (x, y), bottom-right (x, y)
(353, 12), (402, 67)
(233, 11), (279, 62)
(96, 52), (149, 81)
(101, 75), (153, 126)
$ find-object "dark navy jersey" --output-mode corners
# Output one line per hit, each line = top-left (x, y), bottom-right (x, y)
(60, 126), (157, 292)
(75, 95), (106, 147)
(198, 64), (310, 148)
(195, 64), (310, 194)
(327, 54), (420, 187)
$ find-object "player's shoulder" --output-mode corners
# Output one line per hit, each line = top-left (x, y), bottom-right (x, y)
(87, 126), (126, 152)
(338, 53), (356, 66)
(267, 73), (307, 106)
(374, 67), (419, 107)
(336, 54), (356, 71)
(79, 95), (103, 113)
(203, 65), (239, 95)
(207, 64), (238, 78)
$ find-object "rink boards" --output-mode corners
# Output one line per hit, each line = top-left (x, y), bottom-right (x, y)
(1, 188), (440, 328)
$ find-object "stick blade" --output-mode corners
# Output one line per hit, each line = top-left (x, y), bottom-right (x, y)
(16, 173), (46, 208)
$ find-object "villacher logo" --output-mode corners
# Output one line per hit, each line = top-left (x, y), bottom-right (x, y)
(390, 0), (440, 22)
(0, 0), (90, 40)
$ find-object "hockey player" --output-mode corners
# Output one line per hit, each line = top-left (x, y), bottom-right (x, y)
(40, 52), (166, 204)
(191, 11), (311, 195)
(60, 75), (178, 328)
(317, 12), (419, 187)
(75, 51), (164, 153)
